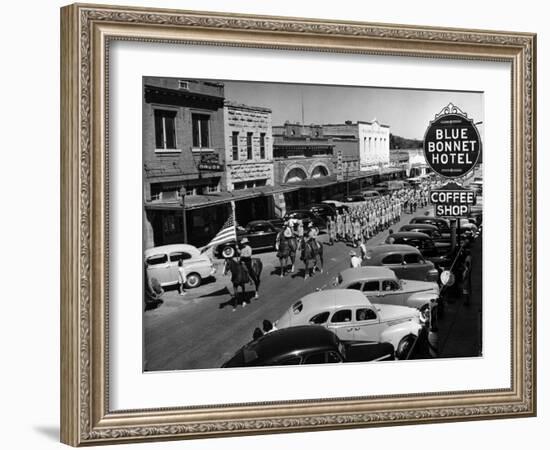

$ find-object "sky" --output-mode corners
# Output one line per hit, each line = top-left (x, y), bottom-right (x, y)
(221, 80), (484, 141)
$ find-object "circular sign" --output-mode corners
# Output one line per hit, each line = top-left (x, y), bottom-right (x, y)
(440, 270), (455, 286)
(423, 111), (481, 178)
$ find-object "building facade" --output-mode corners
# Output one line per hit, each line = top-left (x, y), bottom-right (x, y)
(143, 77), (228, 248)
(323, 119), (391, 171)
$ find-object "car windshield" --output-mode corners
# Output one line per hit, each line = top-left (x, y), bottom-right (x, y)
(146, 254), (167, 265)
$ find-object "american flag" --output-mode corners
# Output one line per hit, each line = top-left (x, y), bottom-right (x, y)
(201, 204), (237, 252)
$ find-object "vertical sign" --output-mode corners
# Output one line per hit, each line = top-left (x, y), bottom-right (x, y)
(336, 150), (343, 182)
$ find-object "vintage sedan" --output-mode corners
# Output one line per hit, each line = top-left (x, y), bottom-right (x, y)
(334, 266), (439, 322)
(361, 244), (439, 282)
(306, 203), (337, 220)
(144, 244), (216, 289)
(275, 289), (423, 359)
(283, 209), (326, 229)
(385, 231), (452, 267)
(410, 216), (451, 234)
(221, 325), (394, 367)
(214, 220), (280, 258)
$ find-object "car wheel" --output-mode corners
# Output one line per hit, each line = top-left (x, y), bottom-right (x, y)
(396, 335), (416, 360)
(185, 273), (202, 289)
(221, 245), (235, 258)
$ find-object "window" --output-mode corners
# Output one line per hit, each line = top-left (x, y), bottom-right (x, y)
(382, 280), (400, 291)
(146, 254), (168, 266)
(192, 114), (210, 148)
(404, 253), (423, 264)
(233, 182), (245, 190)
(232, 131), (239, 160)
(331, 309), (352, 323)
(356, 308), (377, 321)
(178, 80), (189, 90)
(381, 254), (403, 265)
(346, 282), (362, 291)
(246, 132), (253, 159)
(276, 357), (301, 365)
(362, 281), (380, 292)
(260, 133), (266, 159)
(154, 110), (177, 149)
(309, 311), (330, 325)
(326, 351), (343, 363)
(303, 353), (326, 365)
(169, 251), (192, 262)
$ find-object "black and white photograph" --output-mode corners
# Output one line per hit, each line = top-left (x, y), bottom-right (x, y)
(142, 77), (483, 371)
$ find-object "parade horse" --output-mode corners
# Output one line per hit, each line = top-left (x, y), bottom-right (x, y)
(300, 237), (324, 279)
(276, 229), (298, 277)
(223, 257), (263, 310)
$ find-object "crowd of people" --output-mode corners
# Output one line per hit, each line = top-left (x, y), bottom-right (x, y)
(326, 185), (432, 249)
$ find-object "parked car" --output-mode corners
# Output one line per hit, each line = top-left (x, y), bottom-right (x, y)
(342, 194), (366, 203)
(468, 206), (483, 226)
(361, 190), (381, 199)
(384, 231), (452, 267)
(214, 220), (281, 258)
(334, 266), (439, 322)
(275, 289), (423, 359)
(221, 325), (395, 367)
(410, 216), (451, 235)
(361, 244), (439, 282)
(283, 210), (326, 229)
(144, 244), (216, 289)
(306, 203), (337, 220)
(322, 200), (349, 214)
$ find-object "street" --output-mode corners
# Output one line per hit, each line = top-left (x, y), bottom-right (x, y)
(144, 204), (482, 371)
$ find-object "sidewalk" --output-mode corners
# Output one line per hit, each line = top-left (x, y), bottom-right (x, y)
(437, 233), (483, 358)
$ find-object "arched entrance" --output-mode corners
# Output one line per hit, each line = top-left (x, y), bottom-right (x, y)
(285, 167), (307, 183)
(311, 165), (329, 178)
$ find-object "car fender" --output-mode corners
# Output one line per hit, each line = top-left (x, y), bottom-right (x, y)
(380, 321), (422, 350)
(406, 291), (438, 309)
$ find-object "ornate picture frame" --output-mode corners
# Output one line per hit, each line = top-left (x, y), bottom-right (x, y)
(60, 3), (536, 446)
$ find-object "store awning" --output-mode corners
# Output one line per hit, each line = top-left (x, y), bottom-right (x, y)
(144, 184), (299, 211)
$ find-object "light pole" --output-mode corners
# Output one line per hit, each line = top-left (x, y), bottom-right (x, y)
(180, 187), (188, 244)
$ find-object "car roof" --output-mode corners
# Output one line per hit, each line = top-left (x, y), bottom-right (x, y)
(339, 266), (396, 283)
(247, 220), (272, 226)
(144, 244), (199, 258)
(390, 231), (431, 239)
(400, 223), (438, 231)
(411, 216), (446, 222)
(298, 289), (372, 310)
(369, 244), (421, 254)
(228, 326), (338, 366)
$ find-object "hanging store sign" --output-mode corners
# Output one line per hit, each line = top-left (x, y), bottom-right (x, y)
(198, 153), (223, 172)
(430, 182), (476, 217)
(423, 103), (482, 178)
(336, 151), (343, 182)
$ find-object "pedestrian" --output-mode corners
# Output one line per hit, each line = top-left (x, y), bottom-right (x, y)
(349, 250), (361, 268)
(252, 327), (264, 340)
(327, 216), (336, 245)
(262, 319), (277, 334)
(177, 258), (187, 296)
(461, 249), (472, 305)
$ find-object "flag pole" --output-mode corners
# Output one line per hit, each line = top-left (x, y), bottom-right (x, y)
(230, 200), (237, 229)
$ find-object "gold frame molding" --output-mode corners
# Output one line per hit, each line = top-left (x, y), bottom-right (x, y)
(60, 3), (536, 446)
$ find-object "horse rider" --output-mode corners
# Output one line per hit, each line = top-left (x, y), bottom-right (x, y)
(307, 222), (320, 251)
(276, 222), (293, 255)
(237, 238), (253, 281)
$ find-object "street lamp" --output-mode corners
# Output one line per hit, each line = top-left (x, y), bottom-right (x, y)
(179, 187), (188, 244)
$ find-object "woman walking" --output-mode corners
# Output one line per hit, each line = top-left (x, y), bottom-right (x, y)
(177, 258), (187, 296)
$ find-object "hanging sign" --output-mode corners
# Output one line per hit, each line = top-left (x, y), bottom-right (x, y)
(423, 103), (482, 178)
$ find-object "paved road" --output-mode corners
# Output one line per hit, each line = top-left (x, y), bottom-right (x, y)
(144, 205), (437, 371)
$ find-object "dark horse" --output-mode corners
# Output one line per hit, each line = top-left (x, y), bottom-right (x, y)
(223, 257), (263, 310)
(276, 230), (298, 277)
(300, 237), (324, 279)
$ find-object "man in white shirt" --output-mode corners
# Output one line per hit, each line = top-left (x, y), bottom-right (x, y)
(349, 250), (361, 268)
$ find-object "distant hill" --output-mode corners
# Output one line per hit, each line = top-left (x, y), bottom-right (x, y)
(390, 134), (422, 149)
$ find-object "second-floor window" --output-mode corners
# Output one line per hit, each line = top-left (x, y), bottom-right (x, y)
(192, 114), (210, 148)
(246, 132), (253, 159)
(154, 109), (177, 149)
(260, 133), (266, 159)
(232, 131), (239, 161)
